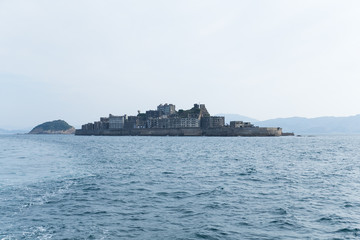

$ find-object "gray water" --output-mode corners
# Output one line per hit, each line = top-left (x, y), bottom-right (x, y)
(1, 134), (360, 239)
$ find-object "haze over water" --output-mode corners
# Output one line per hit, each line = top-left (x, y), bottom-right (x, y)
(1, 134), (360, 239)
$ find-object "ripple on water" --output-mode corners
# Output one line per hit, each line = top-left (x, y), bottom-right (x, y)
(1, 135), (360, 239)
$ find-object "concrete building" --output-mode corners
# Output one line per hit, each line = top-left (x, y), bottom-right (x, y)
(157, 104), (176, 116)
(201, 116), (225, 128)
(147, 117), (200, 128)
(147, 118), (159, 128)
(81, 123), (94, 130)
(244, 122), (254, 127)
(180, 118), (200, 128)
(109, 114), (127, 129)
(230, 121), (244, 128)
(146, 110), (160, 119)
(230, 121), (254, 128)
(200, 104), (210, 117)
(124, 116), (137, 129)
(94, 121), (101, 130)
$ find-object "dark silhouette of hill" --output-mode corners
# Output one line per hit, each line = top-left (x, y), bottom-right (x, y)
(29, 120), (75, 134)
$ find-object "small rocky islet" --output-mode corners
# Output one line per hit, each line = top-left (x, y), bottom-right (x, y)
(29, 120), (75, 134)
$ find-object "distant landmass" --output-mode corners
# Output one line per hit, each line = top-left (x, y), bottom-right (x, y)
(29, 120), (75, 134)
(216, 114), (360, 135)
(0, 128), (28, 134)
(255, 115), (360, 135)
(216, 114), (259, 124)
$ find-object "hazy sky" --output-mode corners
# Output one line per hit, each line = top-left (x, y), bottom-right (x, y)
(1, 0), (360, 129)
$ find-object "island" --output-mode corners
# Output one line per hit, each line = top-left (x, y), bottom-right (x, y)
(29, 120), (75, 134)
(76, 103), (290, 136)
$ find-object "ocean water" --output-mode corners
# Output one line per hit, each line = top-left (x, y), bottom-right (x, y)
(1, 134), (360, 239)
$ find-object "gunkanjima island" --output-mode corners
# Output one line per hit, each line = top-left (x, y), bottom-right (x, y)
(75, 103), (293, 137)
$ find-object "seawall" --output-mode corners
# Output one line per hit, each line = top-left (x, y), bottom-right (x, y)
(75, 127), (282, 137)
(75, 128), (203, 136)
(202, 127), (282, 136)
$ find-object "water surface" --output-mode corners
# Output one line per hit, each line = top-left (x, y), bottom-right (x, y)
(1, 135), (360, 239)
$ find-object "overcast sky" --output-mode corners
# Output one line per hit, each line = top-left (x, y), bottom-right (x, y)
(1, 0), (360, 129)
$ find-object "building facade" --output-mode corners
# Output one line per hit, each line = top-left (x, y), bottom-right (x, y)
(230, 121), (254, 128)
(147, 117), (200, 128)
(157, 104), (176, 116)
(201, 116), (225, 128)
(109, 114), (126, 129)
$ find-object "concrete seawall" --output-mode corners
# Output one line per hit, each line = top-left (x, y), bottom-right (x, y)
(202, 127), (282, 136)
(75, 127), (282, 136)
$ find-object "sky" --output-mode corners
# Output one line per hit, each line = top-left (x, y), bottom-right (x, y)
(1, 0), (360, 129)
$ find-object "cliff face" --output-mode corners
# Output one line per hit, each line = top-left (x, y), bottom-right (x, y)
(29, 120), (75, 134)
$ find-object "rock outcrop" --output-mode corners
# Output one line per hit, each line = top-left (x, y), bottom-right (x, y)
(29, 120), (75, 134)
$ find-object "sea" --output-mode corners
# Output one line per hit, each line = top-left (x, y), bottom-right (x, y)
(1, 134), (360, 240)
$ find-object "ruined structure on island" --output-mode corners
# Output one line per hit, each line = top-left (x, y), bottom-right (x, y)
(75, 103), (284, 136)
